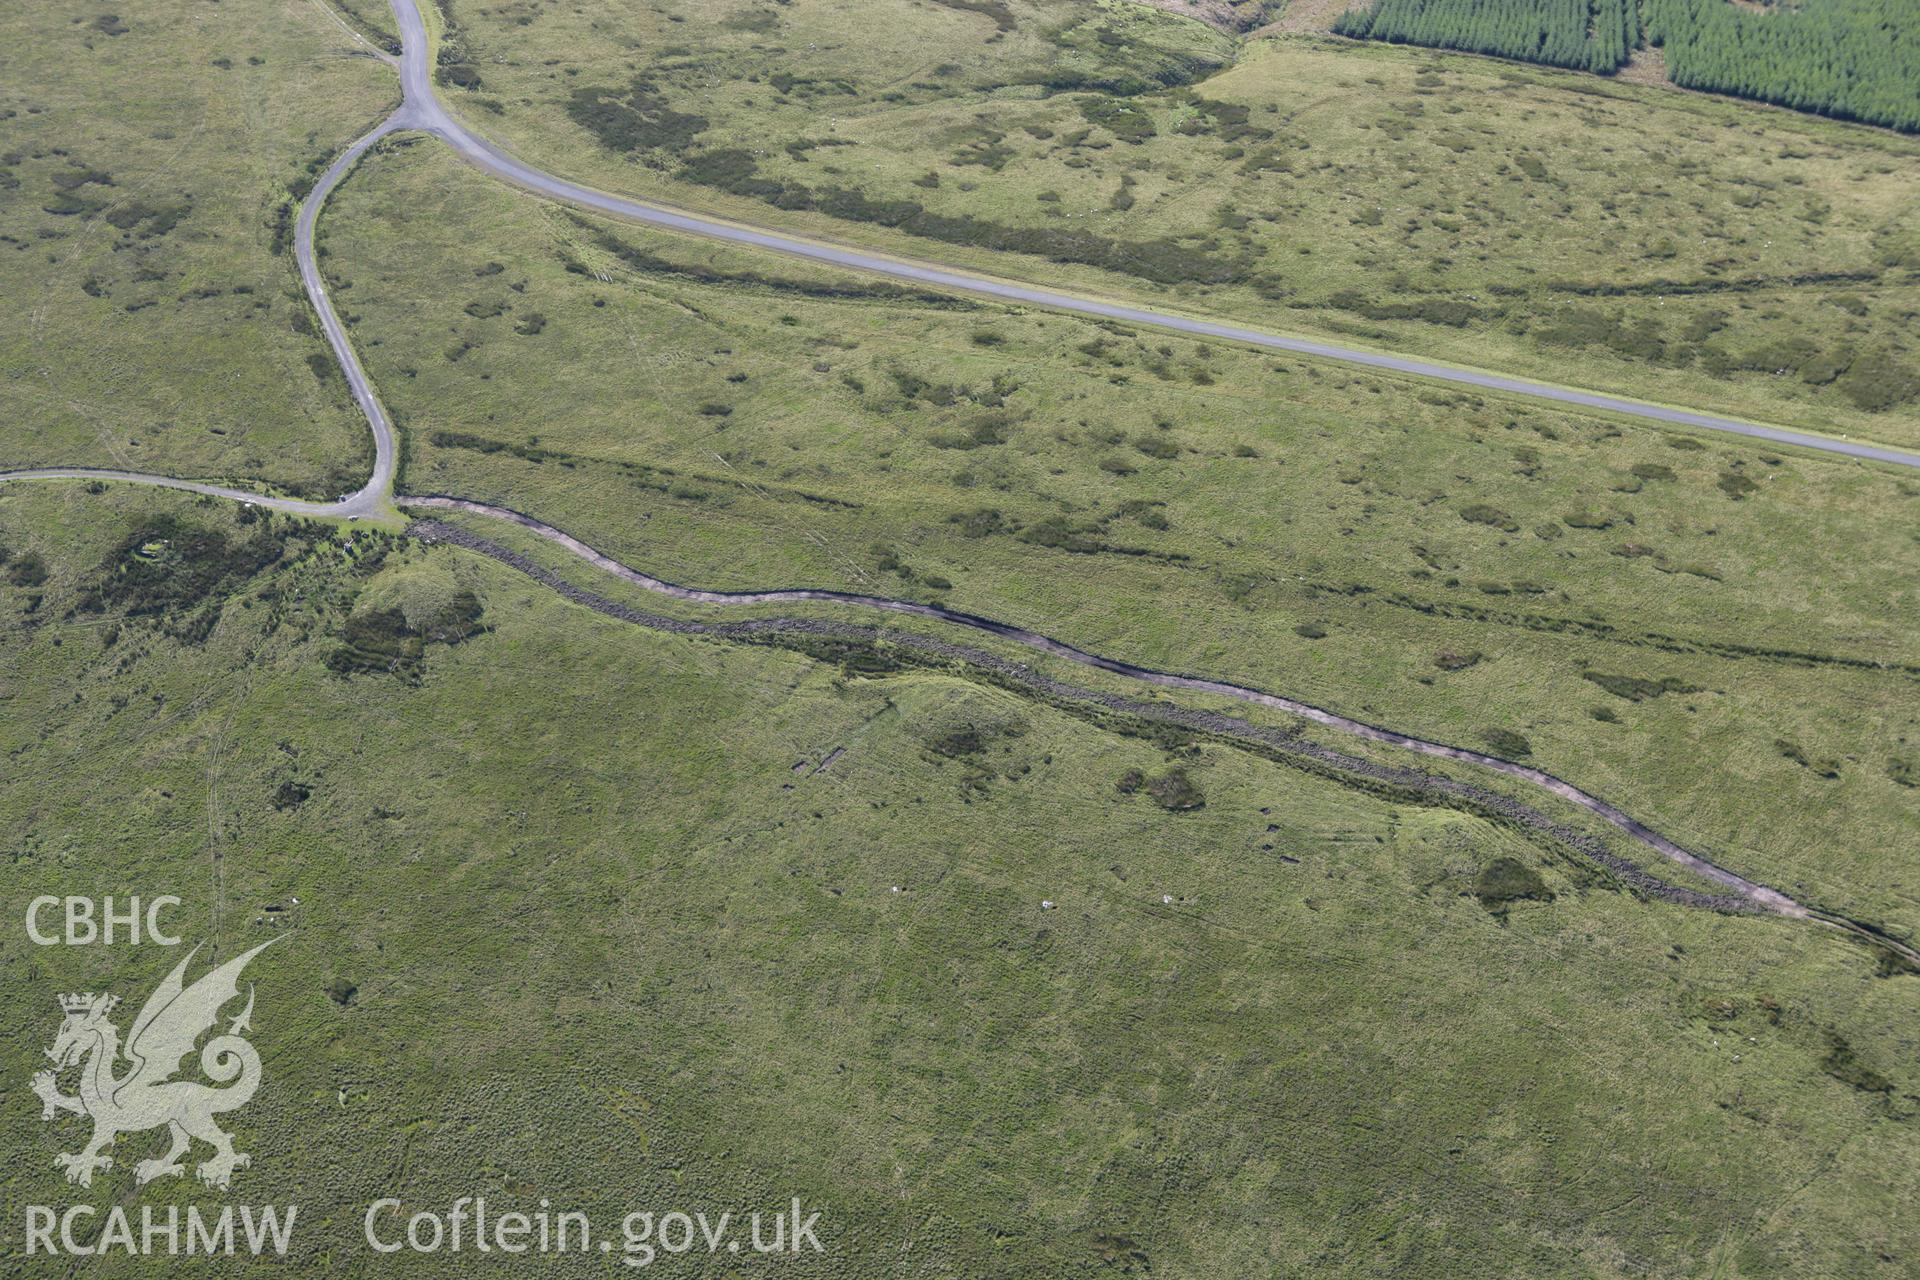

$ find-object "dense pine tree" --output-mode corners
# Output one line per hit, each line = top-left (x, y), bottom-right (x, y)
(1645, 0), (1920, 133)
(1333, 0), (1638, 74)
(1333, 0), (1920, 133)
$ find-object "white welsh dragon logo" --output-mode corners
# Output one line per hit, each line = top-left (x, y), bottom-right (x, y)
(30, 940), (277, 1191)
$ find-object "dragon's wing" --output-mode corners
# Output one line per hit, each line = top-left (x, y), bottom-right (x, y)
(119, 939), (279, 1095)
(123, 943), (200, 1060)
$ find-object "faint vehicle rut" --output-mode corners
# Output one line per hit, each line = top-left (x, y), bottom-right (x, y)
(401, 500), (1920, 975)
(0, 0), (1914, 971)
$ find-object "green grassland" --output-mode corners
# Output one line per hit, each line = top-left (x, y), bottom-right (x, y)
(321, 141), (1920, 936)
(430, 0), (1920, 446)
(1334, 0), (1920, 135)
(2, 2), (1917, 1273)
(0, 0), (393, 496)
(2, 483), (1917, 1277)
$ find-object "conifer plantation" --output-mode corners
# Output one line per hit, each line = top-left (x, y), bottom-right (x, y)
(1335, 0), (1920, 133)
(1334, 0), (1637, 74)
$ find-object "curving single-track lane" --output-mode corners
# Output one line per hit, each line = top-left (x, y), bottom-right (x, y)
(0, 114), (403, 519)
(4, 0), (1915, 946)
(5, 0), (1917, 518)
(382, 0), (1920, 471)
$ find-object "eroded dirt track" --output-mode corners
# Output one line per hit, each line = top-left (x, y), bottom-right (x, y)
(405, 504), (1820, 922)
(5, 0), (1917, 963)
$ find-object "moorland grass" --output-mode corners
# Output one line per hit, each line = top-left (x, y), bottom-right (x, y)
(429, 0), (1920, 445)
(0, 0), (393, 494)
(1, 6), (1914, 1274)
(323, 142), (1920, 935)
(1, 482), (1915, 1277)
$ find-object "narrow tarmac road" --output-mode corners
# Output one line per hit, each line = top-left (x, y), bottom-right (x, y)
(4, 0), (1913, 949)
(5, 0), (1917, 519)
(383, 0), (1920, 471)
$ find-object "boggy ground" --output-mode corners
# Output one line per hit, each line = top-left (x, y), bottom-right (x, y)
(323, 140), (1920, 940)
(0, 482), (1916, 1277)
(0, 0), (392, 495)
(432, 0), (1920, 446)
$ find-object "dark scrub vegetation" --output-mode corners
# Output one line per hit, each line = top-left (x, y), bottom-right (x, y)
(326, 592), (486, 682)
(1474, 856), (1554, 912)
(72, 515), (291, 641)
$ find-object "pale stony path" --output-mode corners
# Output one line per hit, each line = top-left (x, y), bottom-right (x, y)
(404, 496), (1826, 923)
(5, 0), (1916, 525)
(6, 0), (1917, 956)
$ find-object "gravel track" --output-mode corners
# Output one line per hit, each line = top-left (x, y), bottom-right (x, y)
(4, 0), (1915, 961)
(5, 0), (1916, 526)
(403, 501), (1813, 921)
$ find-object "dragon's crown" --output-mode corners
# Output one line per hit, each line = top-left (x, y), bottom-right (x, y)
(59, 992), (117, 1015)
